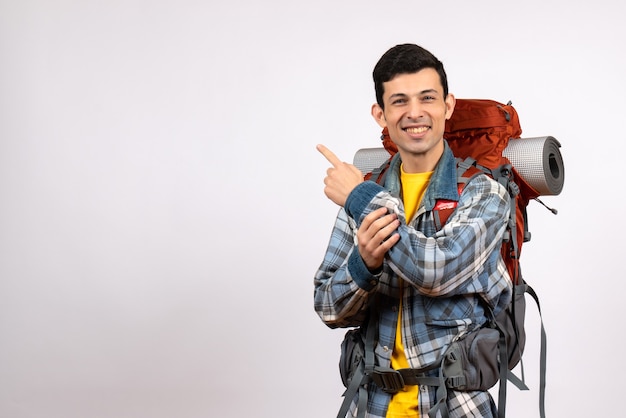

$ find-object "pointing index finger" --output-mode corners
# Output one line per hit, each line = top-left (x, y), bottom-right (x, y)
(316, 144), (343, 168)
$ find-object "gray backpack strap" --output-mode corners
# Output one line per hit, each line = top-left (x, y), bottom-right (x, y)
(369, 158), (392, 185)
(495, 281), (547, 418)
(425, 365), (451, 418)
(525, 284), (547, 418)
(336, 303), (379, 418)
(337, 358), (365, 418)
(456, 156), (476, 178)
(358, 322), (377, 418)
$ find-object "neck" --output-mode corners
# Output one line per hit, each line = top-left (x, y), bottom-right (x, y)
(398, 143), (444, 173)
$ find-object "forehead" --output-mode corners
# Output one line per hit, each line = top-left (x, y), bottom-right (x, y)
(382, 68), (443, 98)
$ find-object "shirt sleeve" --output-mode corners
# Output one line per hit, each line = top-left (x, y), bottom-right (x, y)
(313, 205), (382, 328)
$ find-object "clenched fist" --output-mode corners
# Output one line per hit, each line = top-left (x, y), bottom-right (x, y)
(317, 144), (364, 207)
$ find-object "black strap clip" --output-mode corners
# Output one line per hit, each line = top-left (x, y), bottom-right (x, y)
(369, 368), (405, 394)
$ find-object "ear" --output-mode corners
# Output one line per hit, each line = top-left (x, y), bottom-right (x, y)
(371, 103), (387, 128)
(444, 93), (456, 120)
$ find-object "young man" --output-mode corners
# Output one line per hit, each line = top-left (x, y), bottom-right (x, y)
(314, 44), (513, 417)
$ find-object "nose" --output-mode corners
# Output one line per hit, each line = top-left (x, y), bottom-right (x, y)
(406, 98), (423, 119)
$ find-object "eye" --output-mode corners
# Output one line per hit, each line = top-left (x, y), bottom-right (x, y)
(391, 98), (407, 105)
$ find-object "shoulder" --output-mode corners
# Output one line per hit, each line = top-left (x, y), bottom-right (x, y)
(463, 172), (510, 199)
(457, 173), (511, 219)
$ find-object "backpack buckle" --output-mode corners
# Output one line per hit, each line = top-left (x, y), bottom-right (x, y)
(369, 368), (405, 393)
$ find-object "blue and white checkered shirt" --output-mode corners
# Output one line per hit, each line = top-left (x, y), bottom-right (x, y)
(314, 142), (513, 417)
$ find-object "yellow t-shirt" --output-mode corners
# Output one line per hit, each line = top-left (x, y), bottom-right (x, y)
(386, 166), (432, 418)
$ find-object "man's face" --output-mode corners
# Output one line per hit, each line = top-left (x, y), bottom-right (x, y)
(371, 68), (455, 172)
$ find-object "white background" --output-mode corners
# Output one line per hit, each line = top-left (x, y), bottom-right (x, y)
(1, 1), (624, 417)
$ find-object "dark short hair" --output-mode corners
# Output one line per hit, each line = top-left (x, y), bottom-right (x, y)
(373, 44), (449, 108)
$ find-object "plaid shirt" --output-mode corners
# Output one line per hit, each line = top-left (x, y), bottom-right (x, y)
(314, 142), (513, 418)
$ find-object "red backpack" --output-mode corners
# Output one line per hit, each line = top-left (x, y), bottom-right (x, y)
(363, 99), (552, 418)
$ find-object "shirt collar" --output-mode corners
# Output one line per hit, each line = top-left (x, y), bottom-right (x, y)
(385, 140), (459, 211)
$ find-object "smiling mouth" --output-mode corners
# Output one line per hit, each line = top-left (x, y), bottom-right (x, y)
(404, 126), (429, 134)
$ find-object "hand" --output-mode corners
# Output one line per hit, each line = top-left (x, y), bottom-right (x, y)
(357, 207), (400, 271)
(317, 144), (364, 207)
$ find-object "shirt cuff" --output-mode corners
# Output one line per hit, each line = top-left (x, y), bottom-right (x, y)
(348, 247), (380, 291)
(345, 181), (385, 224)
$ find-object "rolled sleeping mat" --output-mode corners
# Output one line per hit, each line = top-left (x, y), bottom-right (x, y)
(352, 147), (392, 177)
(353, 136), (565, 196)
(503, 136), (564, 196)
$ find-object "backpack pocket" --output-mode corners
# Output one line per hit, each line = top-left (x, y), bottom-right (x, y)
(339, 327), (366, 388)
(442, 327), (500, 391)
(497, 283), (527, 369)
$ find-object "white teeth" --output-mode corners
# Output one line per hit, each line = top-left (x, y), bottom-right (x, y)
(405, 127), (428, 134)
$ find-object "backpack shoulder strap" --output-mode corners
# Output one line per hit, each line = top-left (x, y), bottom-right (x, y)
(365, 158), (392, 184)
